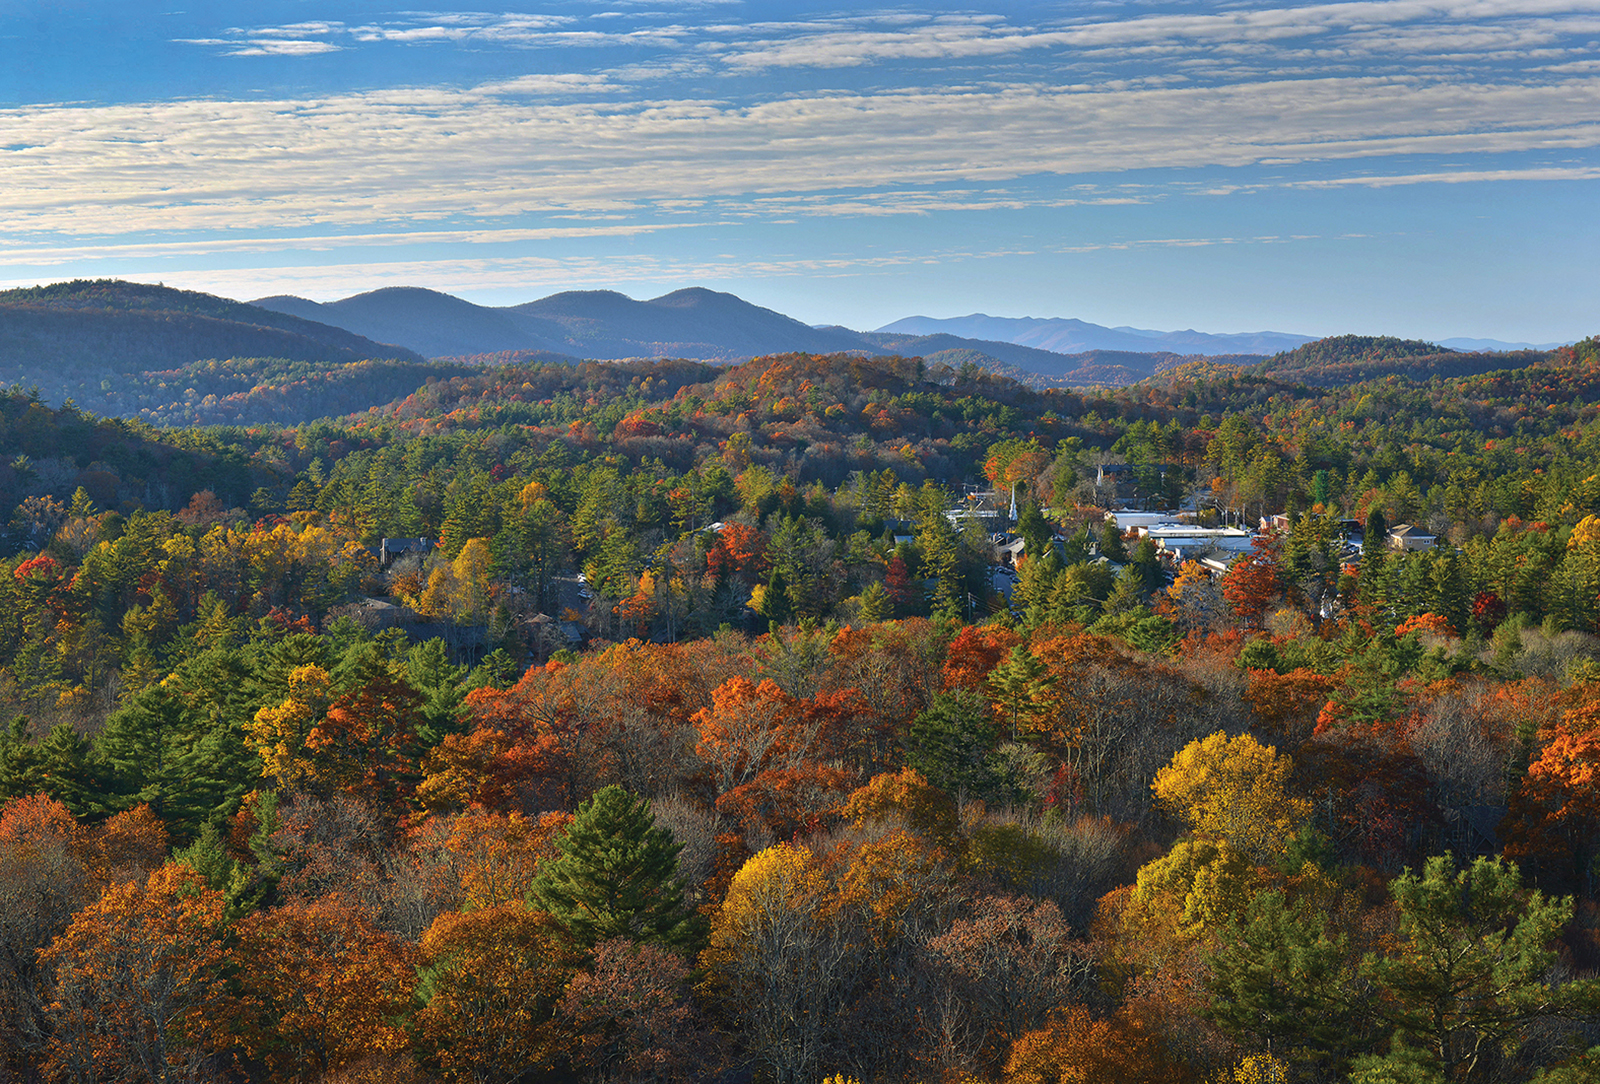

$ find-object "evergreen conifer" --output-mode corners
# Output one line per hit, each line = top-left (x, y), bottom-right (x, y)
(530, 784), (699, 952)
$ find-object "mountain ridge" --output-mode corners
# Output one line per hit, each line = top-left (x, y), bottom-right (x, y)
(874, 312), (1315, 357)
(253, 285), (881, 363)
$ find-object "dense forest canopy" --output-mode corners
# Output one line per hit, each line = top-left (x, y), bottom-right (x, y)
(0, 333), (1599, 1082)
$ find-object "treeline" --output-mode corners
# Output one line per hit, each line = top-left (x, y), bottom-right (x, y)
(1246, 333), (1557, 388)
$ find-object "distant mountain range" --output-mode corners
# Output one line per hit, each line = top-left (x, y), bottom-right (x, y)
(245, 285), (1309, 385)
(1437, 336), (1569, 352)
(250, 285), (1322, 363)
(874, 314), (1566, 357)
(873, 313), (1315, 357)
(251, 286), (869, 362)
(250, 284), (1570, 373)
(0, 279), (1574, 425)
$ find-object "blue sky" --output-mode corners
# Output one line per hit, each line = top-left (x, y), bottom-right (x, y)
(2, 0), (1598, 343)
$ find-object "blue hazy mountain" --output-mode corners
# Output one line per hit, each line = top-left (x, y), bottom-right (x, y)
(874, 313), (1313, 357)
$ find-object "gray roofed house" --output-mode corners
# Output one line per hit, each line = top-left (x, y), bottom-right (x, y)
(380, 537), (434, 566)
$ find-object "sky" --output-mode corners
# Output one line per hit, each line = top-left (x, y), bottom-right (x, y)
(2, 0), (1598, 343)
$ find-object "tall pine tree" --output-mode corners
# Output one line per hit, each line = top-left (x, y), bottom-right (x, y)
(529, 785), (699, 952)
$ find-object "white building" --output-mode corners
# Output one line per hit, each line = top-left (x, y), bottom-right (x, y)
(1143, 525), (1255, 564)
(1106, 510), (1182, 532)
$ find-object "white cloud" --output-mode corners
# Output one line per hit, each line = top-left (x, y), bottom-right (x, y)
(249, 22), (343, 37)
(225, 40), (344, 57)
(0, 223), (705, 266)
(472, 73), (628, 96)
(4, 69), (1599, 241)
(1292, 164), (1600, 186)
(703, 0), (1600, 75)
(187, 11), (696, 54)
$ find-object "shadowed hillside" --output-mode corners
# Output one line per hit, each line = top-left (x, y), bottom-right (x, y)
(0, 281), (460, 423)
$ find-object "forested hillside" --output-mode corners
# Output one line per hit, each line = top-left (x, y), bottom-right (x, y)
(1252, 333), (1550, 386)
(0, 281), (431, 423)
(1, 335), (1600, 1082)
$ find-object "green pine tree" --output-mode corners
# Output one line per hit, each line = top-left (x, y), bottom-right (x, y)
(529, 784), (699, 952)
(1362, 854), (1599, 1082)
(1103, 564), (1146, 616)
(1099, 520), (1129, 563)
(757, 566), (793, 626)
(904, 690), (1007, 805)
(36, 721), (93, 816)
(916, 486), (962, 619)
(1017, 502), (1052, 562)
(173, 820), (267, 920)
(1204, 890), (1356, 1069)
(854, 580), (891, 623)
(1011, 546), (1061, 623)
(987, 642), (1052, 742)
(90, 683), (244, 843)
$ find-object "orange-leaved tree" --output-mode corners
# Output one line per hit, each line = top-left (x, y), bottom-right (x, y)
(90, 803), (169, 885)
(0, 795), (95, 1069)
(943, 624), (1023, 693)
(1003, 1004), (1194, 1084)
(225, 896), (417, 1082)
(1504, 681), (1600, 897)
(308, 651), (427, 816)
(1242, 668), (1337, 749)
(448, 809), (571, 912)
(41, 864), (229, 1084)
(414, 902), (573, 1084)
(841, 768), (960, 849)
(693, 677), (854, 836)
(1223, 534), (1284, 629)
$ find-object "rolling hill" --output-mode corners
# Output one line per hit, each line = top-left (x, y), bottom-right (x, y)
(251, 287), (554, 359)
(1250, 334), (1550, 386)
(0, 280), (422, 367)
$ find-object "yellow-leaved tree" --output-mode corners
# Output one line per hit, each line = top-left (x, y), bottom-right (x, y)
(702, 843), (851, 1084)
(414, 538), (494, 625)
(1123, 838), (1262, 947)
(1152, 731), (1309, 862)
(245, 664), (333, 790)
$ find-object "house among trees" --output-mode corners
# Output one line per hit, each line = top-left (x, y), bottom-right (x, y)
(1096, 461), (1174, 507)
(1095, 462), (1140, 501)
(380, 536), (434, 567)
(1387, 523), (1437, 551)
